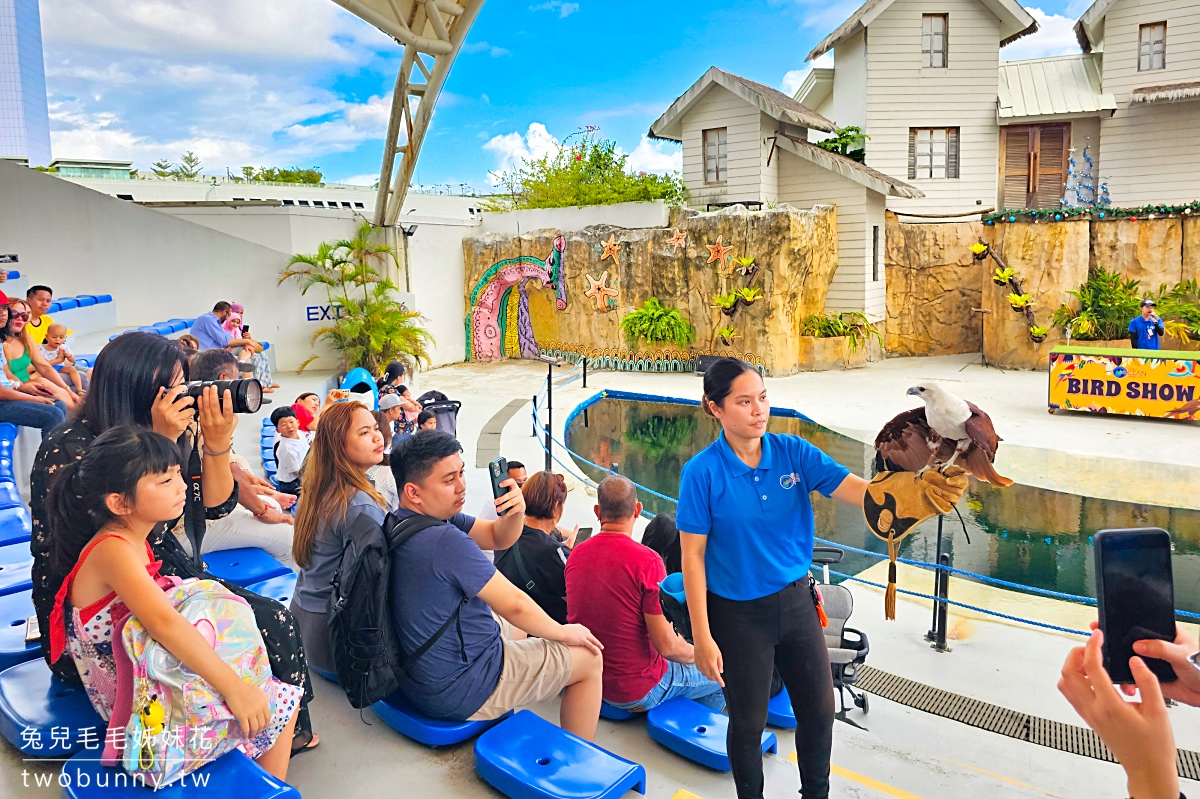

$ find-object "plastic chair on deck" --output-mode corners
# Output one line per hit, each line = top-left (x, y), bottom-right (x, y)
(0, 544), (33, 597)
(61, 749), (300, 798)
(0, 658), (104, 756)
(599, 702), (638, 721)
(203, 548), (290, 588)
(646, 697), (776, 771)
(0, 590), (39, 670)
(244, 573), (297, 607)
(474, 709), (647, 799)
(373, 690), (511, 747)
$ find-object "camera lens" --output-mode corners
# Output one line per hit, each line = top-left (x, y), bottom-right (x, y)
(185, 378), (262, 414)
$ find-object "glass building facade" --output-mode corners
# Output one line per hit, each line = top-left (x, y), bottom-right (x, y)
(0, 0), (51, 165)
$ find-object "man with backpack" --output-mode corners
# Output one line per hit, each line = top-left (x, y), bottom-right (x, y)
(384, 431), (604, 739)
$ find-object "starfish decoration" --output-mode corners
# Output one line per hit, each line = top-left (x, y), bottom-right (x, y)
(584, 271), (619, 311)
(666, 228), (688, 253)
(705, 237), (733, 266)
(600, 234), (620, 265)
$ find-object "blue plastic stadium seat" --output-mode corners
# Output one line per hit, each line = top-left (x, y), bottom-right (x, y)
(766, 687), (796, 729)
(48, 302), (62, 314)
(58, 298), (79, 310)
(96, 294), (112, 303)
(75, 354), (96, 369)
(61, 748), (300, 798)
(0, 544), (33, 597)
(0, 590), (39, 670)
(203, 548), (290, 588)
(599, 702), (637, 721)
(151, 323), (174, 335)
(6, 271), (18, 279)
(183, 318), (196, 326)
(137, 326), (160, 335)
(262, 341), (270, 351)
(0, 508), (31, 549)
(374, 690), (512, 746)
(646, 697), (777, 771)
(0, 482), (22, 510)
(475, 709), (646, 799)
(0, 658), (104, 757)
(170, 320), (187, 333)
(244, 572), (297, 607)
(76, 296), (97, 308)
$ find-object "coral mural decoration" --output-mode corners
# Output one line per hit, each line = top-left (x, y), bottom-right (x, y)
(466, 235), (568, 361)
(584, 270), (620, 311)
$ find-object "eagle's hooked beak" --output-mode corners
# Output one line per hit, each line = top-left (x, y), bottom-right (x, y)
(906, 386), (921, 397)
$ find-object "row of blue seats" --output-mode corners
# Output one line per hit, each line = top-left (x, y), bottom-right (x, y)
(47, 294), (113, 314)
(109, 317), (196, 341)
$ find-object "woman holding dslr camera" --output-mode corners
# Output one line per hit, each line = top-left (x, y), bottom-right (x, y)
(29, 332), (319, 754)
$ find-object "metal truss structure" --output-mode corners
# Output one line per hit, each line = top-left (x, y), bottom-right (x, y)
(330, 0), (485, 227)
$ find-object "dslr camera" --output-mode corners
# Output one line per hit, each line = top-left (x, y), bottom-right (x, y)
(184, 378), (263, 414)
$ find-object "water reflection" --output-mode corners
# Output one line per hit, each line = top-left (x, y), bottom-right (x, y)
(565, 399), (1200, 614)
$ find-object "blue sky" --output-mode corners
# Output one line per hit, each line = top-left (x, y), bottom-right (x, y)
(39, 0), (1091, 191)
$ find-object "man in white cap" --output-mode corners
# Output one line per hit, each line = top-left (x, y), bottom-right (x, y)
(379, 393), (406, 451)
(1129, 299), (1165, 350)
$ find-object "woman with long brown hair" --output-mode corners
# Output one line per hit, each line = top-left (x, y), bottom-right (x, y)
(290, 401), (388, 676)
(3, 298), (79, 410)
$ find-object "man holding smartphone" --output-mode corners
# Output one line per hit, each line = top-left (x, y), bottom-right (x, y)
(1129, 299), (1165, 350)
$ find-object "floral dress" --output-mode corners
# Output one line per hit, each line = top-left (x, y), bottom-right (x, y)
(30, 420), (315, 743)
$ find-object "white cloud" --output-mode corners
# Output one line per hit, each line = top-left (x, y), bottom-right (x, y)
(483, 123), (560, 184)
(530, 1), (580, 18)
(786, 0), (865, 34)
(780, 53), (834, 98)
(622, 137), (681, 174)
(338, 173), (379, 186)
(461, 41), (511, 57)
(1001, 8), (1081, 61)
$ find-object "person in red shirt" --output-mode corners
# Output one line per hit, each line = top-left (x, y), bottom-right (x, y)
(565, 475), (724, 712)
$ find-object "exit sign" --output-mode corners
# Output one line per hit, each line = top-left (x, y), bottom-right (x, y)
(0, 255), (16, 264)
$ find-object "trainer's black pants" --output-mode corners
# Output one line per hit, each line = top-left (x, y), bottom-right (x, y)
(708, 577), (834, 799)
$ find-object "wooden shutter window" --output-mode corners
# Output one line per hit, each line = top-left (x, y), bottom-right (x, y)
(947, 128), (960, 179)
(907, 130), (917, 179)
(1034, 125), (1069, 209)
(1000, 127), (1031, 209)
(999, 124), (1070, 209)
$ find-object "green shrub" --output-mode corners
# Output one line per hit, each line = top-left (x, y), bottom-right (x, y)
(800, 311), (882, 352)
(1050, 267), (1142, 340)
(619, 297), (695, 349)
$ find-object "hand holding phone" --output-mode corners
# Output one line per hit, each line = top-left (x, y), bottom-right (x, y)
(574, 527), (594, 545)
(1095, 528), (1177, 684)
(489, 457), (510, 516)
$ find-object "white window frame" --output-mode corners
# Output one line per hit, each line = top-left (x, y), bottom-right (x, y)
(703, 127), (727, 185)
(1139, 22), (1166, 71)
(922, 14), (948, 69)
(910, 127), (959, 180)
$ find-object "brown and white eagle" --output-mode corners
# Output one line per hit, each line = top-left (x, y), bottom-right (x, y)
(874, 382), (1013, 487)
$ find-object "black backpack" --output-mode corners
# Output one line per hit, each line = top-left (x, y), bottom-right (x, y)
(326, 512), (468, 709)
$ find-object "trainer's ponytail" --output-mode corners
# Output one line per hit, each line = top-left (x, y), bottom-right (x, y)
(45, 425), (184, 575)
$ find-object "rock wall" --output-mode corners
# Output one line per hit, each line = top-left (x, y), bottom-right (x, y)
(462, 204), (840, 376)
(886, 214), (1200, 369)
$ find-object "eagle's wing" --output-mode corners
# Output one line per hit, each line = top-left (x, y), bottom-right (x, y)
(874, 407), (939, 473)
(963, 402), (1014, 487)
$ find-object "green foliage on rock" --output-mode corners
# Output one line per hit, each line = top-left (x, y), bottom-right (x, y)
(489, 128), (686, 211)
(800, 311), (882, 352)
(619, 297), (695, 349)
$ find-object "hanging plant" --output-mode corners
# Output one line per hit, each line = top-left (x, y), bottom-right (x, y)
(619, 297), (695, 349)
(716, 325), (740, 346)
(1008, 293), (1034, 310)
(711, 292), (739, 315)
(735, 286), (762, 305)
(992, 267), (1014, 286)
(1029, 324), (1049, 343)
(969, 241), (990, 261)
(733, 257), (757, 277)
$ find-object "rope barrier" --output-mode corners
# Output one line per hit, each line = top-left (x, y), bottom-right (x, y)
(531, 383), (1200, 630)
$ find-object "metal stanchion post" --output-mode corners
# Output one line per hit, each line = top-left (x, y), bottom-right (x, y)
(545, 361), (553, 472)
(531, 396), (537, 438)
(583, 358), (587, 388)
(934, 553), (951, 653)
(925, 515), (944, 642)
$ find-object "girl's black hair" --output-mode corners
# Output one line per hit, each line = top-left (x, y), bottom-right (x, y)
(641, 513), (681, 575)
(701, 357), (758, 416)
(46, 425), (183, 576)
(75, 333), (190, 434)
(377, 360), (405, 389)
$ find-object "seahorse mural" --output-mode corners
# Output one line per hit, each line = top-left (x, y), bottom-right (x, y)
(466, 236), (567, 361)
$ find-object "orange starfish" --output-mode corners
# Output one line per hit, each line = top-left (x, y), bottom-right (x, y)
(666, 228), (687, 253)
(584, 271), (619, 311)
(600, 234), (620, 265)
(706, 237), (733, 265)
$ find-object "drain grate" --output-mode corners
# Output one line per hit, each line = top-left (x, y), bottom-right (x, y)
(856, 665), (1200, 779)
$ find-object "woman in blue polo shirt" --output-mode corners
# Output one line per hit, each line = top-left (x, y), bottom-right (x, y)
(677, 358), (963, 799)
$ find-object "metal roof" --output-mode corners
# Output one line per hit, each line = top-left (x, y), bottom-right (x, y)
(773, 134), (924, 199)
(997, 54), (1116, 120)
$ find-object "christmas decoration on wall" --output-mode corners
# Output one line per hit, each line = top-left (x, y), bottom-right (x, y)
(600, 234), (621, 265)
(984, 200), (1200, 225)
(666, 228), (688, 253)
(1062, 142), (1109, 209)
(583, 270), (619, 311)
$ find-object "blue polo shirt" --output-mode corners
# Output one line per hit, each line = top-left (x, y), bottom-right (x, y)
(1128, 315), (1163, 350)
(190, 312), (232, 350)
(676, 431), (850, 601)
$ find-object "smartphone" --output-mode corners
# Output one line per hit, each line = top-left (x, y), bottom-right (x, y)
(575, 527), (594, 545)
(1094, 528), (1177, 684)
(489, 457), (509, 516)
(242, 324), (250, 336)
(24, 615), (40, 644)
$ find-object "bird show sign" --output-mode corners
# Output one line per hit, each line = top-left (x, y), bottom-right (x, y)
(1048, 346), (1200, 420)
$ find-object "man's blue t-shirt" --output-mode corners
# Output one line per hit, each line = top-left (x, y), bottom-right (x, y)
(1129, 315), (1163, 350)
(388, 507), (501, 720)
(676, 431), (850, 601)
(191, 313), (232, 350)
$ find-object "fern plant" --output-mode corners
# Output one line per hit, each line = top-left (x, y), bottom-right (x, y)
(1049, 267), (1143, 340)
(800, 311), (882, 352)
(619, 297), (695, 349)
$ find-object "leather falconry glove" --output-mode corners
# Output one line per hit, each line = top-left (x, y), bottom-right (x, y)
(863, 467), (969, 620)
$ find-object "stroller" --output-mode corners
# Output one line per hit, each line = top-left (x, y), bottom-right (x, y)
(813, 546), (871, 713)
(416, 390), (462, 437)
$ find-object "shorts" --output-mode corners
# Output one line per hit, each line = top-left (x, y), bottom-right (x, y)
(467, 616), (573, 721)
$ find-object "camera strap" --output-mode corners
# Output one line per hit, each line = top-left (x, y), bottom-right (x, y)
(183, 429), (207, 571)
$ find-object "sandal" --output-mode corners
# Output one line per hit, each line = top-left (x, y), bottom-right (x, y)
(290, 732), (319, 758)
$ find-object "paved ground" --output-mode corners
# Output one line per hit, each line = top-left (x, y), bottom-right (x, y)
(7, 354), (1199, 799)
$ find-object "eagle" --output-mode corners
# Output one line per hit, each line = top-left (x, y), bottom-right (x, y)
(874, 382), (1013, 487)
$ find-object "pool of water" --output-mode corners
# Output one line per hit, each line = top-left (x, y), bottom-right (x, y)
(564, 396), (1200, 614)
